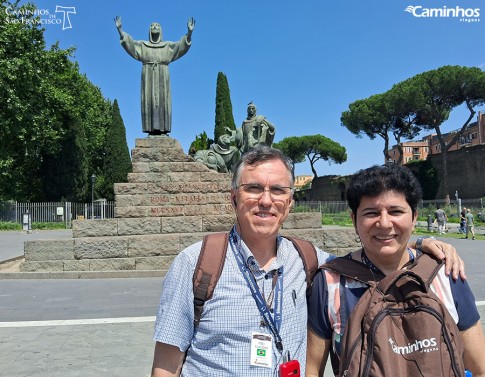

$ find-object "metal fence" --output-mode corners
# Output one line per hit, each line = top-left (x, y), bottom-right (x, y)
(0, 201), (115, 228)
(293, 201), (349, 214)
(418, 199), (484, 220)
(295, 199), (484, 219)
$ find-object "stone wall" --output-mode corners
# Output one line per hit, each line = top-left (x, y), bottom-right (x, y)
(428, 144), (485, 199)
(304, 144), (485, 201)
(299, 175), (349, 202)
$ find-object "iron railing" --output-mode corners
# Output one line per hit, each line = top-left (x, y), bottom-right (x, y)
(0, 201), (115, 228)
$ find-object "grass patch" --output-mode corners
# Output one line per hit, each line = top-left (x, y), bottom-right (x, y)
(0, 222), (21, 231)
(413, 227), (485, 240)
(321, 215), (353, 227)
(0, 221), (67, 231)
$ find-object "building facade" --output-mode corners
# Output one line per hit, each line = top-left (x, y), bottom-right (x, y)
(294, 175), (313, 191)
(387, 111), (485, 163)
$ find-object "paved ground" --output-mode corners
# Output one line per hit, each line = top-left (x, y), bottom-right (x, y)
(0, 231), (483, 376)
(0, 229), (73, 262)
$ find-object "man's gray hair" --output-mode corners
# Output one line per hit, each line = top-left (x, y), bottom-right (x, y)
(231, 146), (294, 190)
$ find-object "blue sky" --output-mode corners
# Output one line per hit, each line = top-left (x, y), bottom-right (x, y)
(19, 0), (485, 177)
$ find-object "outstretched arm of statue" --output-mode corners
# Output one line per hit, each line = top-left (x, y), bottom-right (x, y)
(186, 17), (195, 43)
(114, 15), (124, 37)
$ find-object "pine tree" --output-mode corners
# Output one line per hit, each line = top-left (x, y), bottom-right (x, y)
(214, 72), (236, 143)
(189, 131), (212, 156)
(40, 117), (89, 202)
(100, 100), (132, 200)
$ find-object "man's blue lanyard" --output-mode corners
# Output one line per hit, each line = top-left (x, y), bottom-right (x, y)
(230, 230), (284, 353)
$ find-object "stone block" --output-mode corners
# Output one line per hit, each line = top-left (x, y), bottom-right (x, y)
(150, 206), (185, 217)
(128, 234), (181, 257)
(201, 171), (232, 183)
(72, 219), (118, 237)
(147, 194), (172, 206)
(89, 258), (135, 271)
(74, 237), (128, 259)
(115, 195), (144, 207)
(282, 212), (322, 229)
(150, 162), (185, 173)
(205, 203), (233, 215)
(180, 233), (206, 249)
(171, 193), (206, 205)
(131, 146), (192, 163)
(135, 256), (175, 270)
(24, 239), (75, 261)
(183, 162), (212, 172)
(131, 162), (151, 173)
(148, 182), (229, 194)
(280, 229), (324, 250)
(115, 206), (150, 218)
(127, 172), (167, 183)
(114, 183), (148, 195)
(20, 260), (64, 272)
(134, 137), (183, 150)
(117, 218), (161, 236)
(206, 193), (231, 204)
(202, 215), (235, 232)
(322, 228), (360, 255)
(161, 217), (202, 233)
(64, 260), (90, 271)
(182, 205), (208, 216)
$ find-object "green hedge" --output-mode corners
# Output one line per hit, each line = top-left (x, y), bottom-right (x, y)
(0, 222), (66, 231)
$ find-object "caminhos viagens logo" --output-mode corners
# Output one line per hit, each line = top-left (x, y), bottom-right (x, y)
(405, 5), (480, 22)
(388, 337), (439, 354)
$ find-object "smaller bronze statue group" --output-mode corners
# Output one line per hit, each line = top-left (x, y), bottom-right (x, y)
(193, 102), (275, 173)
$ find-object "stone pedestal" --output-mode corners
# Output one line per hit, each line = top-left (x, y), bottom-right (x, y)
(20, 137), (359, 275)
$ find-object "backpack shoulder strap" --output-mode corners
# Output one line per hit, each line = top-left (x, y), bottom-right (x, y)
(375, 253), (444, 295)
(321, 256), (385, 283)
(193, 232), (230, 327)
(283, 236), (318, 295)
(409, 253), (444, 285)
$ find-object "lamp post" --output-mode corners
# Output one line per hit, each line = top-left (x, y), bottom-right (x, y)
(91, 174), (96, 219)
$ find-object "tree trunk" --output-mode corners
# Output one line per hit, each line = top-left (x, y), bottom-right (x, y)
(441, 148), (449, 200)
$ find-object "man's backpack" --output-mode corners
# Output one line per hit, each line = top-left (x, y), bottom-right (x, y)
(321, 253), (465, 377)
(193, 232), (318, 327)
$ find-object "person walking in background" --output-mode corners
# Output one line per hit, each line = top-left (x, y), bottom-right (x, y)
(434, 204), (448, 235)
(459, 207), (467, 234)
(465, 208), (476, 240)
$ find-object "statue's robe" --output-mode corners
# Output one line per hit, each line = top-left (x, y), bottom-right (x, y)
(238, 115), (275, 153)
(120, 33), (191, 134)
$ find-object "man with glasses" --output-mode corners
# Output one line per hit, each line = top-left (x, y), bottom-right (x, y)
(151, 146), (464, 376)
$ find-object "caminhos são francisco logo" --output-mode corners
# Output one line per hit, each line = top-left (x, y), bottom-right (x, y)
(5, 5), (77, 30)
(405, 5), (480, 22)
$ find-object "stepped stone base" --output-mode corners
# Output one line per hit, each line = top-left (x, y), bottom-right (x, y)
(20, 137), (360, 275)
(19, 222), (360, 273)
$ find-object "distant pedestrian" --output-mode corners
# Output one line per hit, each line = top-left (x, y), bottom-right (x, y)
(465, 209), (476, 240)
(434, 205), (447, 235)
(459, 207), (467, 234)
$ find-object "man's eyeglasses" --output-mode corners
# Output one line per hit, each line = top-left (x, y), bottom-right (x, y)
(237, 183), (293, 200)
